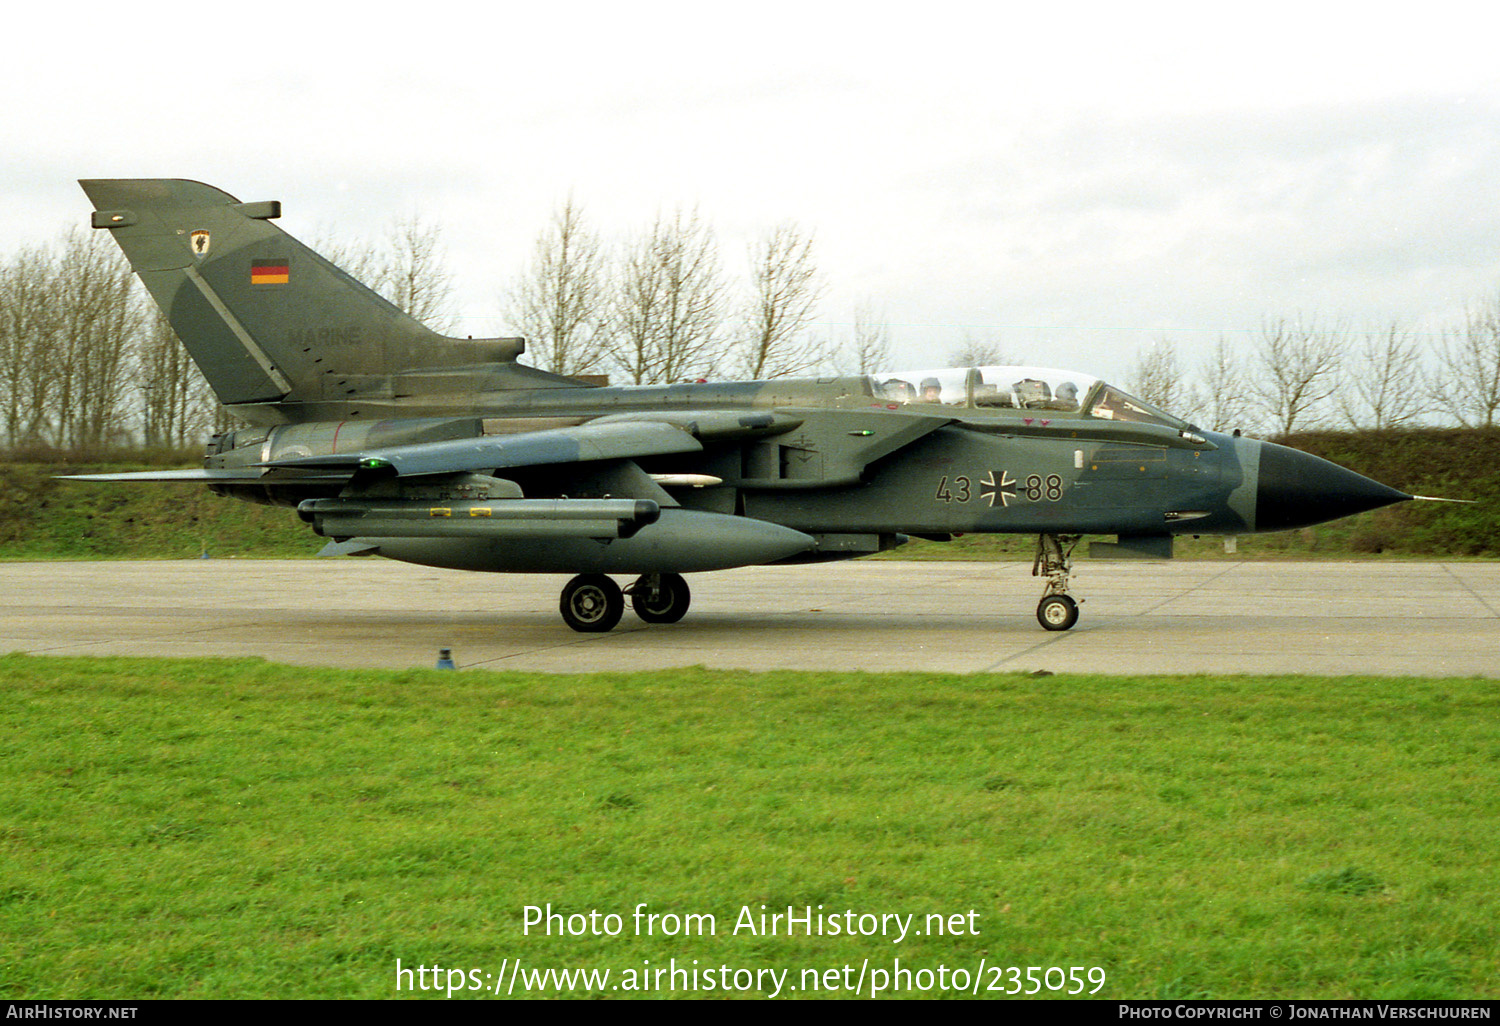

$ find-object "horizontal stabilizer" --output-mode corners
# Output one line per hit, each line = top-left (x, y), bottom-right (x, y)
(58, 468), (267, 484)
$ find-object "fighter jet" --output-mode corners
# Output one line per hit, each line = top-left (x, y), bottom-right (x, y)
(71, 179), (1412, 632)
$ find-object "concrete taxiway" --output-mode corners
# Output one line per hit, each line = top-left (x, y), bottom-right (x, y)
(2, 559), (1496, 676)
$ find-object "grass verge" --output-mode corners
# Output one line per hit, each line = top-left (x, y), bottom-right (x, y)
(1, 655), (1495, 999)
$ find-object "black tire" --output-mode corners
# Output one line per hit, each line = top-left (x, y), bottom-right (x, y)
(631, 573), (691, 624)
(560, 574), (624, 633)
(1036, 593), (1078, 631)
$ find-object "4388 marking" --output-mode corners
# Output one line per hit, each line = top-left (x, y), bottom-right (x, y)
(935, 472), (1064, 507)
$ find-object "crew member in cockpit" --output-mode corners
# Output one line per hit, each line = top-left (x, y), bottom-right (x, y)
(919, 377), (943, 403)
(1054, 381), (1079, 411)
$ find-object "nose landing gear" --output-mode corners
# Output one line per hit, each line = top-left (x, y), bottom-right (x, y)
(1033, 534), (1081, 631)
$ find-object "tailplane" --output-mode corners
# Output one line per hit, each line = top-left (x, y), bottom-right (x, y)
(80, 179), (575, 412)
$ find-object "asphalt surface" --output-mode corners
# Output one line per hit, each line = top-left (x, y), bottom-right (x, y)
(4, 559), (1497, 676)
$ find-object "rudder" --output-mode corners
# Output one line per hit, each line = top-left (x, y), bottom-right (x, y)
(80, 179), (524, 408)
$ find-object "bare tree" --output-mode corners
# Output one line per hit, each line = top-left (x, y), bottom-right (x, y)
(0, 243), (59, 445)
(1196, 336), (1255, 433)
(503, 196), (608, 377)
(316, 216), (457, 331)
(736, 222), (825, 379)
(310, 227), (387, 286)
(51, 230), (140, 448)
(381, 215), (456, 332)
(1127, 338), (1194, 415)
(947, 333), (1015, 367)
(139, 308), (215, 448)
(608, 232), (662, 386)
(1431, 296), (1500, 428)
(608, 207), (725, 384)
(1252, 317), (1344, 435)
(1336, 322), (1427, 430)
(844, 301), (892, 374)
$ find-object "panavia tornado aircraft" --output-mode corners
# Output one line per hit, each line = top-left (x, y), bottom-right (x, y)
(72, 179), (1413, 632)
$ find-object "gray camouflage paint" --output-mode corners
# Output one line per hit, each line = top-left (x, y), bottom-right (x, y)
(77, 179), (1407, 582)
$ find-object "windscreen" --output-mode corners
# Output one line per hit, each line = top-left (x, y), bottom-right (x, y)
(1083, 383), (1187, 428)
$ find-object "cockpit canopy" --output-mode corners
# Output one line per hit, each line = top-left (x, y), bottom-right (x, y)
(867, 365), (1189, 430)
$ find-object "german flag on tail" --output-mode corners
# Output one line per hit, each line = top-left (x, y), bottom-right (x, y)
(251, 259), (289, 285)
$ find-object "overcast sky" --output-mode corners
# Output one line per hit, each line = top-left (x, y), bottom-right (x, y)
(7, 1), (1500, 383)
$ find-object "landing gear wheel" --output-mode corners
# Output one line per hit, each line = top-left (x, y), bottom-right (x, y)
(1033, 533), (1082, 632)
(630, 573), (691, 624)
(560, 574), (624, 633)
(1037, 593), (1079, 631)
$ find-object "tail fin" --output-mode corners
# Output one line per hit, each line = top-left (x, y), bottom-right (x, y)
(80, 179), (568, 409)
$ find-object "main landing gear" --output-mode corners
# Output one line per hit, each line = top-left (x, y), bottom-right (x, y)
(558, 573), (692, 633)
(628, 572), (692, 624)
(1033, 534), (1081, 631)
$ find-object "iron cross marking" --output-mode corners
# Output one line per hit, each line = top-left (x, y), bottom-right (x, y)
(980, 470), (1017, 508)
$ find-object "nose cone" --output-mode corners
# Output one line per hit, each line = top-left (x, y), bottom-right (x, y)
(1256, 441), (1411, 532)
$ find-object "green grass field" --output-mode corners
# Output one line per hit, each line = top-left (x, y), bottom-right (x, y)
(1, 655), (1495, 999)
(0, 463), (313, 561)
